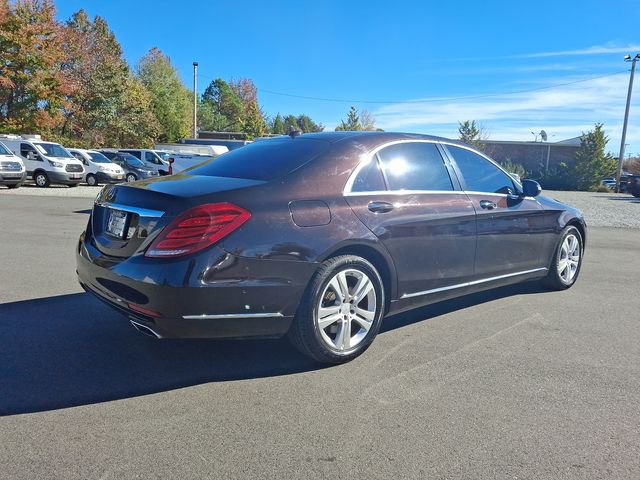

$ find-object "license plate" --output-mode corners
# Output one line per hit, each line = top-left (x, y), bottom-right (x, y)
(116, 175), (123, 180)
(70, 174), (81, 179)
(106, 209), (128, 238)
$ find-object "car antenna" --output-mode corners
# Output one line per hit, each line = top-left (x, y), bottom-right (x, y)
(288, 127), (302, 138)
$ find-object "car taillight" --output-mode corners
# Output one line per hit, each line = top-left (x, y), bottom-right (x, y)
(145, 203), (250, 257)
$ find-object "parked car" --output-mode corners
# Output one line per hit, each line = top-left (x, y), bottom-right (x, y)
(77, 132), (586, 364)
(118, 149), (169, 175)
(600, 178), (617, 189)
(627, 175), (640, 198)
(99, 150), (159, 182)
(1, 134), (84, 187)
(68, 148), (125, 186)
(0, 140), (27, 188)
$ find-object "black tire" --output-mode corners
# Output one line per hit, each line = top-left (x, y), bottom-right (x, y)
(126, 173), (137, 183)
(86, 174), (98, 186)
(33, 171), (50, 188)
(543, 226), (583, 290)
(288, 255), (385, 364)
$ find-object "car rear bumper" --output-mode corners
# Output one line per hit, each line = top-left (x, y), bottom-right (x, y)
(76, 234), (317, 339)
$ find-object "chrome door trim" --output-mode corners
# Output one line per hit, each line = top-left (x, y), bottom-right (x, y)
(182, 312), (284, 320)
(400, 267), (548, 299)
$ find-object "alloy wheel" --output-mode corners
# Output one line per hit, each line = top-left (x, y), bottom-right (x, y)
(316, 268), (377, 351)
(558, 233), (580, 284)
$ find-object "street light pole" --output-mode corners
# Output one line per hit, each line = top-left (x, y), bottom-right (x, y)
(616, 54), (639, 192)
(192, 61), (198, 139)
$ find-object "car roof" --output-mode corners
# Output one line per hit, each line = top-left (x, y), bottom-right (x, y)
(296, 131), (459, 145)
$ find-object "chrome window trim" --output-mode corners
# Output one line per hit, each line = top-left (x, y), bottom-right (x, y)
(182, 312), (284, 320)
(343, 139), (448, 195)
(95, 201), (164, 218)
(344, 189), (469, 197)
(400, 267), (548, 299)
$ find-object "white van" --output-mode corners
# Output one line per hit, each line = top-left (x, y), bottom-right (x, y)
(68, 148), (125, 186)
(1, 134), (84, 187)
(0, 140), (27, 189)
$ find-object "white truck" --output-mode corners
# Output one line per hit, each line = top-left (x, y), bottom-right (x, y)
(0, 134), (84, 187)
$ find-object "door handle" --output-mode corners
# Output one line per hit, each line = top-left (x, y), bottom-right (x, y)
(368, 201), (394, 213)
(479, 200), (497, 210)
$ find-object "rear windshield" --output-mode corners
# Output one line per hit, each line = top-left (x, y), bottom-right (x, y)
(188, 137), (330, 181)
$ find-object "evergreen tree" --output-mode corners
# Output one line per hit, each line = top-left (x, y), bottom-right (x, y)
(570, 123), (616, 191)
(201, 78), (244, 132)
(296, 114), (323, 133)
(335, 106), (362, 131)
(271, 113), (285, 134)
(458, 120), (485, 148)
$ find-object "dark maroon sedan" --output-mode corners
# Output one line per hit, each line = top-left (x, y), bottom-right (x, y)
(76, 132), (586, 363)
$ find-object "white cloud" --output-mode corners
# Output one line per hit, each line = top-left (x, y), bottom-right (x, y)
(517, 43), (640, 58)
(373, 73), (640, 153)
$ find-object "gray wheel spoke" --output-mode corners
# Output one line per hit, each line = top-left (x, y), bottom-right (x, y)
(334, 320), (351, 351)
(353, 276), (374, 304)
(353, 309), (374, 332)
(317, 307), (341, 329)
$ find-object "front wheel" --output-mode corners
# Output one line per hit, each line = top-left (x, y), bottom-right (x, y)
(288, 255), (385, 364)
(126, 173), (137, 183)
(544, 226), (583, 290)
(86, 174), (98, 186)
(33, 171), (49, 188)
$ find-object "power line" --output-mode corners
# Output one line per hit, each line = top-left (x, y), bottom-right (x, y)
(252, 70), (628, 105)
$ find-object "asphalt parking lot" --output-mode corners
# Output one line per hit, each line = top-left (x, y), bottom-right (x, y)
(1, 192), (639, 479)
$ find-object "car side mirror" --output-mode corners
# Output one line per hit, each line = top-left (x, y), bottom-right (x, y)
(168, 157), (174, 164)
(522, 179), (541, 197)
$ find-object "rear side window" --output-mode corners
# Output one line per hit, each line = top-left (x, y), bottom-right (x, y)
(447, 145), (515, 194)
(189, 137), (330, 181)
(377, 142), (453, 191)
(351, 156), (386, 192)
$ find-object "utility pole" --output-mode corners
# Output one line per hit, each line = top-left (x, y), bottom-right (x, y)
(616, 54), (639, 192)
(192, 61), (198, 139)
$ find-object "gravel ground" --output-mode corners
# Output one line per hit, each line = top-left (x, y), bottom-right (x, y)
(542, 190), (640, 229)
(1, 184), (638, 228)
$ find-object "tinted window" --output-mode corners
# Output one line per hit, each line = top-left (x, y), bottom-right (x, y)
(20, 143), (36, 157)
(120, 154), (145, 167)
(189, 137), (330, 181)
(377, 142), (452, 191)
(447, 145), (515, 194)
(351, 156), (386, 192)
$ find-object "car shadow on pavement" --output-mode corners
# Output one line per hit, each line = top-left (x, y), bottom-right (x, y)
(0, 292), (322, 416)
(1, 282), (547, 416)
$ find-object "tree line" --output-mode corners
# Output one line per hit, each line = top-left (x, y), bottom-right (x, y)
(1, 0), (355, 148)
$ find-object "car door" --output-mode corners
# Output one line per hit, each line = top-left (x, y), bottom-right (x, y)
(443, 144), (548, 278)
(344, 141), (476, 299)
(20, 142), (42, 174)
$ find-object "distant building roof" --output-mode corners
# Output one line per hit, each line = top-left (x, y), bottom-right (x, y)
(481, 137), (581, 147)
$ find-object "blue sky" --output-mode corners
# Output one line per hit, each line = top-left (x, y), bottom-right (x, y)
(56, 0), (640, 154)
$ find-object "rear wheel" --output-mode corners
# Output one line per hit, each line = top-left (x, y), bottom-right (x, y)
(86, 174), (98, 186)
(544, 226), (583, 290)
(34, 171), (49, 188)
(288, 255), (385, 364)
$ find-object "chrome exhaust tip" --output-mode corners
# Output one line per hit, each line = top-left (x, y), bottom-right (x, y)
(129, 319), (162, 339)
